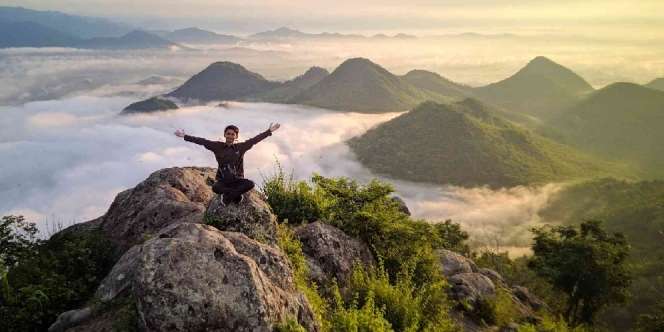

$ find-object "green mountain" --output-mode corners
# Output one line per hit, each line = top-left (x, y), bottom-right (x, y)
(291, 57), (436, 113)
(167, 61), (280, 102)
(474, 56), (594, 118)
(122, 97), (178, 114)
(645, 77), (664, 91)
(253, 66), (329, 103)
(401, 69), (471, 99)
(348, 99), (631, 188)
(540, 177), (664, 331)
(545, 82), (664, 177)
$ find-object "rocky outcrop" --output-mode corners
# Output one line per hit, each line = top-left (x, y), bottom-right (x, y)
(49, 167), (322, 331)
(438, 249), (478, 277)
(122, 96), (179, 114)
(448, 273), (496, 305)
(71, 223), (318, 331)
(390, 196), (411, 215)
(294, 221), (375, 287)
(99, 167), (217, 252)
(205, 190), (278, 245)
(439, 249), (545, 330)
(512, 286), (545, 311)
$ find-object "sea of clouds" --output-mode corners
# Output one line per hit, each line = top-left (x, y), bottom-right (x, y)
(7, 42), (638, 252)
(0, 96), (562, 253)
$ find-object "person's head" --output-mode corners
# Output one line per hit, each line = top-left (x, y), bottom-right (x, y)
(224, 125), (239, 143)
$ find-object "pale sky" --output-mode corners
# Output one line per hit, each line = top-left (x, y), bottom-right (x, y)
(3, 0), (664, 36)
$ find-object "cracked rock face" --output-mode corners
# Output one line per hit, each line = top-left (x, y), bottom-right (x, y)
(438, 249), (478, 277)
(100, 167), (217, 252)
(205, 190), (279, 246)
(96, 223), (318, 332)
(294, 221), (375, 287)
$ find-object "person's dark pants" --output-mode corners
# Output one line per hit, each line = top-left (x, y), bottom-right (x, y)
(212, 178), (255, 203)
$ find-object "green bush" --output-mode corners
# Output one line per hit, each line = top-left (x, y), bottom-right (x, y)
(261, 162), (323, 225)
(0, 217), (118, 332)
(330, 286), (394, 332)
(266, 172), (466, 332)
(345, 264), (456, 332)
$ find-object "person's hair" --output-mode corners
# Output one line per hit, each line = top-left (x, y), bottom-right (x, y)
(224, 125), (239, 135)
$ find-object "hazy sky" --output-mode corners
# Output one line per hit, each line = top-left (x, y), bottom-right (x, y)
(4, 0), (664, 36)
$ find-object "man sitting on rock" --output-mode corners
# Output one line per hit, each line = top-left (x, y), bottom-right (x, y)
(174, 123), (280, 204)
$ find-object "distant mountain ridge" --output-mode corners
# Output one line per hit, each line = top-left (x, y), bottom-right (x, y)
(290, 57), (439, 112)
(474, 56), (594, 118)
(0, 19), (181, 50)
(645, 77), (664, 91)
(127, 57), (469, 113)
(544, 82), (664, 177)
(348, 99), (631, 187)
(167, 62), (280, 102)
(0, 6), (130, 38)
(163, 27), (242, 44)
(249, 26), (416, 40)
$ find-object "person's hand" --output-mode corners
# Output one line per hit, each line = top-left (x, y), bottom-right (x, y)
(174, 129), (186, 138)
(268, 123), (281, 133)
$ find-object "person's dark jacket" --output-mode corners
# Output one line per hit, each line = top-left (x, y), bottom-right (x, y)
(183, 129), (272, 180)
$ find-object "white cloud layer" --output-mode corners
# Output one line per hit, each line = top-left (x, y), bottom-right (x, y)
(1, 95), (563, 251)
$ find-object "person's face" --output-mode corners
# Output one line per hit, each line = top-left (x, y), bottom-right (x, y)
(224, 129), (238, 143)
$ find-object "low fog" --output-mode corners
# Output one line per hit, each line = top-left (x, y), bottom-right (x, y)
(0, 94), (564, 254)
(2, 34), (663, 105)
(6, 36), (652, 251)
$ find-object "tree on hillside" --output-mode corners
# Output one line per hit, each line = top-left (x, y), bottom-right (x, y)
(529, 220), (631, 327)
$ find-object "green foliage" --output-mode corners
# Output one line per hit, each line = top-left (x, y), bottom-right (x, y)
(0, 218), (118, 332)
(517, 314), (589, 332)
(274, 317), (308, 332)
(266, 172), (465, 331)
(348, 100), (632, 188)
(529, 220), (631, 327)
(540, 178), (664, 330)
(261, 161), (323, 224)
(474, 251), (565, 313)
(0, 215), (40, 269)
(343, 264), (456, 332)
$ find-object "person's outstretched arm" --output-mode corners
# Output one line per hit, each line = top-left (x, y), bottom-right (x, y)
(175, 129), (215, 150)
(240, 123), (280, 152)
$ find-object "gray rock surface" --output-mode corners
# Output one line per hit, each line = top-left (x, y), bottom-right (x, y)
(448, 272), (496, 305)
(47, 307), (92, 332)
(438, 249), (478, 277)
(205, 189), (278, 245)
(513, 286), (545, 311)
(100, 167), (217, 252)
(390, 195), (411, 215)
(93, 223), (318, 331)
(479, 267), (505, 285)
(294, 221), (375, 287)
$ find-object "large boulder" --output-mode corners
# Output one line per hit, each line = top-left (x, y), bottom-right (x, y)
(512, 286), (545, 311)
(448, 272), (496, 306)
(87, 223), (318, 331)
(294, 221), (375, 287)
(205, 190), (278, 246)
(438, 249), (478, 277)
(100, 167), (216, 252)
